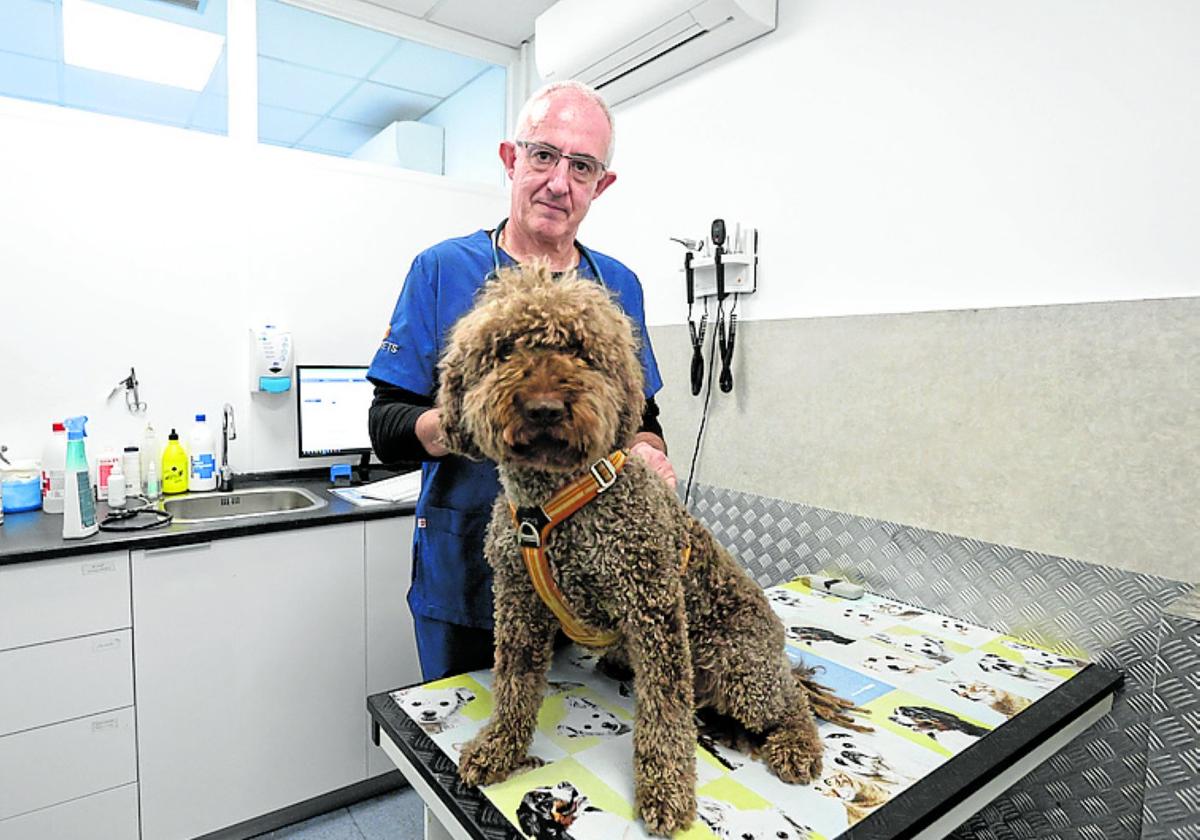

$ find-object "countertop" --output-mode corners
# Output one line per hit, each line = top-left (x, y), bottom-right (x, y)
(0, 471), (416, 566)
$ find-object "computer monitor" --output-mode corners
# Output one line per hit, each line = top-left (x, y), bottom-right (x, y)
(296, 365), (375, 479)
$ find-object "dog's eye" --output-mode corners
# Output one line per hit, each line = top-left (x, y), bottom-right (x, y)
(495, 339), (515, 360)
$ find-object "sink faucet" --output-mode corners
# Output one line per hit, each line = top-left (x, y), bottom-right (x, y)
(219, 403), (237, 491)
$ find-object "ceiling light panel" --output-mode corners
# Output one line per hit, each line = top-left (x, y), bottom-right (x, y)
(63, 0), (225, 92)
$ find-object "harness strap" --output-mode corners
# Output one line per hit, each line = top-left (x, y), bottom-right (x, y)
(511, 451), (626, 648)
(509, 451), (692, 648)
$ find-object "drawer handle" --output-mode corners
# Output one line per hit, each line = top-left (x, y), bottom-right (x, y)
(143, 542), (212, 556)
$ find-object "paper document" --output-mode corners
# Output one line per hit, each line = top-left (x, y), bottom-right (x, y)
(357, 470), (422, 503)
(329, 487), (392, 508)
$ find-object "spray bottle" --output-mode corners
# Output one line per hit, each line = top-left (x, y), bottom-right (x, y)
(63, 416), (99, 539)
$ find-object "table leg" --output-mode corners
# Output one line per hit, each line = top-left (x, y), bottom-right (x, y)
(424, 805), (454, 840)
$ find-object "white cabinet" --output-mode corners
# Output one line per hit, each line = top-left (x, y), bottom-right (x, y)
(365, 516), (420, 778)
(0, 708), (137, 821)
(132, 525), (367, 840)
(0, 784), (138, 840)
(0, 630), (133, 736)
(0, 552), (137, 839)
(0, 552), (130, 649)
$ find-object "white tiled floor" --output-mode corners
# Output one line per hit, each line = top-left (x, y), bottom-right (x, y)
(255, 786), (424, 839)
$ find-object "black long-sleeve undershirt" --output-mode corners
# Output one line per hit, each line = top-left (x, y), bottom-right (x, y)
(368, 381), (664, 465)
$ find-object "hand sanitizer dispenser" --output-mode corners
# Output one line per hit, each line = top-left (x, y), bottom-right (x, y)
(250, 325), (293, 393)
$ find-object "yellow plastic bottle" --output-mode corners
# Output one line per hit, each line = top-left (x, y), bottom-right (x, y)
(161, 429), (189, 495)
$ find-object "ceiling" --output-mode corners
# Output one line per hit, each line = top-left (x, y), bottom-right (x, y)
(0, 0), (515, 159)
(358, 0), (558, 49)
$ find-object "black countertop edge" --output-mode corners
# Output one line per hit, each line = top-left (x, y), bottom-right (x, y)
(841, 663), (1125, 840)
(0, 472), (418, 566)
(367, 691), (506, 840)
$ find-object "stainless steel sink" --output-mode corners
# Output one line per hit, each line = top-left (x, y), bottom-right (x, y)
(161, 487), (326, 523)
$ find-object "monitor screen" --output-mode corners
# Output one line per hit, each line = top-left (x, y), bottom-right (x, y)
(296, 365), (374, 458)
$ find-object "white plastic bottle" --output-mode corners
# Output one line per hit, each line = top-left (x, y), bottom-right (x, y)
(42, 421), (67, 514)
(145, 459), (161, 501)
(141, 423), (159, 489)
(122, 446), (141, 496)
(108, 460), (127, 510)
(188, 414), (218, 492)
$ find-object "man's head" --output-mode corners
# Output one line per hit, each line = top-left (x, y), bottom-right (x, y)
(500, 81), (618, 249)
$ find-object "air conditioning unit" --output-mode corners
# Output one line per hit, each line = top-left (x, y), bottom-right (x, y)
(535, 0), (776, 106)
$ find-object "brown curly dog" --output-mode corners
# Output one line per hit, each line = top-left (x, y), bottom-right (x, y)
(438, 264), (861, 836)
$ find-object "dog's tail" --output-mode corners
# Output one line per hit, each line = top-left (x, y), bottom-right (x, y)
(794, 665), (874, 732)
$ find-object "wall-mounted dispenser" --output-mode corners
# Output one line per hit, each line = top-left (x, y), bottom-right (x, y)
(249, 325), (293, 393)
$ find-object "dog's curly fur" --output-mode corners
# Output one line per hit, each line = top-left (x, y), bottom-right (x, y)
(438, 264), (856, 836)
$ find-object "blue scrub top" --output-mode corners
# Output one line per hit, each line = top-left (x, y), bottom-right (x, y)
(367, 229), (663, 628)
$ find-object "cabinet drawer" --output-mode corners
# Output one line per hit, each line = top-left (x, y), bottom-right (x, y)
(0, 630), (133, 736)
(0, 783), (138, 840)
(0, 553), (131, 650)
(0, 708), (136, 821)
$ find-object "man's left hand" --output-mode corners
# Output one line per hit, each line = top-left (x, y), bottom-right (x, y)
(630, 437), (677, 490)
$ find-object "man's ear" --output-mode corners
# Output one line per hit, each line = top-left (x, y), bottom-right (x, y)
(499, 140), (517, 180)
(592, 169), (617, 199)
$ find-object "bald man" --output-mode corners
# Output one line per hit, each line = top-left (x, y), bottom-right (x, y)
(368, 81), (674, 681)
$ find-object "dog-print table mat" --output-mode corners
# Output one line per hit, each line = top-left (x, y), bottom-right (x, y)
(387, 577), (1099, 839)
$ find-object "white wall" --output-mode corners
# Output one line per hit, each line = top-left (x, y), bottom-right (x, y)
(0, 97), (506, 472)
(583, 0), (1200, 326)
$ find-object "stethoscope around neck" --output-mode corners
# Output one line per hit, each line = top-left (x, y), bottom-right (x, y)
(489, 217), (605, 285)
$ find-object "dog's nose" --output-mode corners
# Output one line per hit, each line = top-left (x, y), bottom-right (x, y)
(523, 396), (565, 426)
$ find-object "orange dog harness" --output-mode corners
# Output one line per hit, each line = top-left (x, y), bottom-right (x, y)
(508, 450), (690, 649)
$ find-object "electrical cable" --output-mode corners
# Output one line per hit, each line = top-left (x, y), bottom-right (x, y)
(718, 292), (739, 393)
(684, 316), (721, 508)
(688, 297), (709, 396)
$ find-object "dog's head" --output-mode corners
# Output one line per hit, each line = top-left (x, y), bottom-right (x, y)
(555, 695), (632, 738)
(436, 264), (645, 473)
(392, 685), (475, 731)
(862, 653), (927, 675)
(824, 731), (889, 776)
(517, 781), (588, 839)
(696, 797), (810, 840)
(889, 705), (989, 738)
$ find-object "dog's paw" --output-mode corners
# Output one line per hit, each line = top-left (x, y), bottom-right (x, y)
(764, 723), (823, 784)
(457, 731), (533, 787)
(637, 783), (696, 837)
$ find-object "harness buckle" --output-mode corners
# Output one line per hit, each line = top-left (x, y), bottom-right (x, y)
(590, 457), (618, 492)
(516, 520), (542, 548)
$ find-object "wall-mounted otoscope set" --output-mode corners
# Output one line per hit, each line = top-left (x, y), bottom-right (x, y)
(671, 219), (758, 395)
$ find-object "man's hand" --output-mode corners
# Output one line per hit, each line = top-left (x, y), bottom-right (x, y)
(630, 433), (677, 490)
(416, 409), (450, 458)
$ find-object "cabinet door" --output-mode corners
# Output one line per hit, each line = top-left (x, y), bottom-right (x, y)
(132, 525), (367, 840)
(364, 516), (420, 778)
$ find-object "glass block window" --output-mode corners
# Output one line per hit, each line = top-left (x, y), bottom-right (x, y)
(256, 0), (505, 183)
(0, 0), (228, 135)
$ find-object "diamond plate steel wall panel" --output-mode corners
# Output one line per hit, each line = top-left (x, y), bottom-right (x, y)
(687, 484), (1195, 840)
(1141, 614), (1200, 840)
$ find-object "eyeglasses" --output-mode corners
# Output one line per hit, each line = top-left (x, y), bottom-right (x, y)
(515, 140), (607, 183)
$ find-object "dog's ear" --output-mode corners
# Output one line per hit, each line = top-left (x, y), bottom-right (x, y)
(435, 325), (485, 460)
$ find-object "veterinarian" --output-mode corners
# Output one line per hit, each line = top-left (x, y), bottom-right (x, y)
(367, 80), (675, 681)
